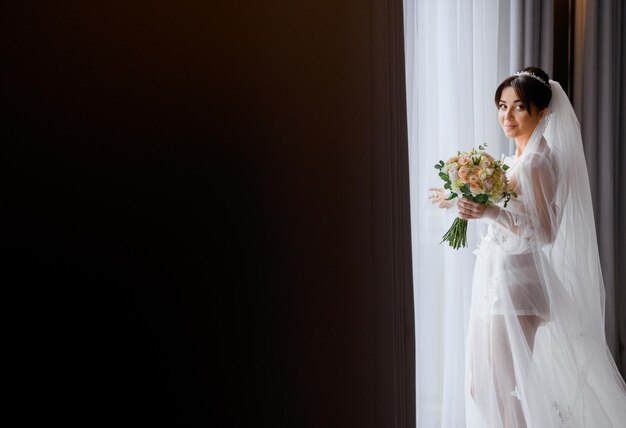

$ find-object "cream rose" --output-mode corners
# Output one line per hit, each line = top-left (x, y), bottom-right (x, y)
(458, 165), (471, 180)
(458, 155), (471, 166)
(480, 158), (492, 169)
(483, 176), (494, 191)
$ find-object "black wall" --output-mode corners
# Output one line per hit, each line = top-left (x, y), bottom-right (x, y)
(5, 2), (412, 426)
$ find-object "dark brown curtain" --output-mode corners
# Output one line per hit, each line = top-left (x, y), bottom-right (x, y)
(4, 1), (415, 426)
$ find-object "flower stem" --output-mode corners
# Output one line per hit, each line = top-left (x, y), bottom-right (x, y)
(440, 217), (468, 249)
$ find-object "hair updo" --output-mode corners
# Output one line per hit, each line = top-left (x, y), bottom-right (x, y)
(494, 66), (552, 115)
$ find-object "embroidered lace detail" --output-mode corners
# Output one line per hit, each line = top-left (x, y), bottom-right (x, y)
(472, 231), (491, 257)
(510, 385), (522, 400)
(484, 278), (499, 304)
(483, 272), (503, 305)
(552, 401), (574, 426)
(487, 202), (534, 254)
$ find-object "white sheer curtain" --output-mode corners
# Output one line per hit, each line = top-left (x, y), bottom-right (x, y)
(404, 1), (510, 426)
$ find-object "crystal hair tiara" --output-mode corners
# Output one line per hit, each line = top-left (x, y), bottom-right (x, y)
(513, 71), (551, 88)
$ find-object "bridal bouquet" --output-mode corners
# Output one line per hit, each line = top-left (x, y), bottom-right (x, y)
(435, 144), (515, 249)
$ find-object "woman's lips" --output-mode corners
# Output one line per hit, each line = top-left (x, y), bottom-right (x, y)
(503, 124), (517, 131)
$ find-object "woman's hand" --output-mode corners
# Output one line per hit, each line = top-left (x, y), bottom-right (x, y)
(457, 197), (487, 220)
(428, 187), (453, 209)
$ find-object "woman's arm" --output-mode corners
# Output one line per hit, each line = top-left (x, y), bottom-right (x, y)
(457, 153), (558, 244)
(484, 154), (558, 244)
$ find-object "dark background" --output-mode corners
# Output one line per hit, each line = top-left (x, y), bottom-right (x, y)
(4, 2), (407, 426)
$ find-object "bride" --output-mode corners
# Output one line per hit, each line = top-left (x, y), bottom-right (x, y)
(430, 67), (626, 427)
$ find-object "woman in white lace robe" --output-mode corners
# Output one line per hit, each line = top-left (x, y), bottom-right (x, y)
(430, 67), (626, 427)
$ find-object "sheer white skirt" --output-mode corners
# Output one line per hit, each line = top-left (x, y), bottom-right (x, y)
(464, 226), (626, 427)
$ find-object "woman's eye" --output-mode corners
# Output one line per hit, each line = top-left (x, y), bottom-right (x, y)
(498, 104), (506, 110)
(515, 105), (525, 110)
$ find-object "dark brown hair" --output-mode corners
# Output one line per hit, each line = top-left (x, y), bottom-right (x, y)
(494, 66), (552, 115)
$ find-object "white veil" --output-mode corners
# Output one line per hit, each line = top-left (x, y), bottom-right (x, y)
(465, 80), (626, 426)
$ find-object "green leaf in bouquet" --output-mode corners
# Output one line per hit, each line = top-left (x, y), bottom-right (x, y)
(445, 192), (458, 200)
(459, 185), (473, 199)
(443, 182), (451, 189)
(503, 164), (510, 171)
(439, 172), (449, 181)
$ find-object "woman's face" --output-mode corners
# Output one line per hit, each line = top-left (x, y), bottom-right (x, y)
(497, 86), (545, 142)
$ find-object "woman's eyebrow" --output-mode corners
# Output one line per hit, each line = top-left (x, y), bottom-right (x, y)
(499, 99), (523, 104)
